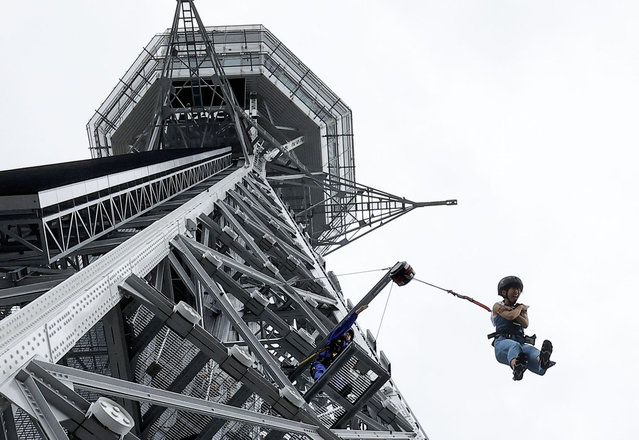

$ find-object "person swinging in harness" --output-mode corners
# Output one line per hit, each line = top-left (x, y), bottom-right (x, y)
(310, 304), (369, 383)
(491, 276), (555, 380)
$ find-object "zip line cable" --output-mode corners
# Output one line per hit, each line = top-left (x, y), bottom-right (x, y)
(239, 260), (491, 315)
(413, 278), (492, 312)
(375, 281), (393, 340)
(289, 268), (494, 370)
(333, 267), (391, 278)
(253, 267), (391, 288)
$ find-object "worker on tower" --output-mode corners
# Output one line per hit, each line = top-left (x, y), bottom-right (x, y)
(310, 304), (368, 382)
(491, 276), (555, 380)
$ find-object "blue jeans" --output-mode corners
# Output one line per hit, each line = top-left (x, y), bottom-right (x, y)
(494, 337), (555, 376)
(311, 361), (327, 381)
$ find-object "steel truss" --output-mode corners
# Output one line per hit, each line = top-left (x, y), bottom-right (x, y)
(144, 0), (254, 161)
(42, 151), (233, 264)
(268, 172), (457, 255)
(0, 163), (426, 439)
(0, 149), (232, 268)
(0, 1), (432, 437)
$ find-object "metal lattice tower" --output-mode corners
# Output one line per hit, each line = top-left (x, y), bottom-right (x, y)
(0, 2), (454, 439)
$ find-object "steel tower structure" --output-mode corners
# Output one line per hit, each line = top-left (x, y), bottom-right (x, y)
(0, 2), (455, 439)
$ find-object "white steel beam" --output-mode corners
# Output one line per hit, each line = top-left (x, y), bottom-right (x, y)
(0, 165), (253, 415)
(33, 360), (322, 438)
(333, 431), (417, 439)
(38, 149), (230, 209)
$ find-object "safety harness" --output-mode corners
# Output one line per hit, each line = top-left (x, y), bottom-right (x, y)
(486, 331), (537, 346)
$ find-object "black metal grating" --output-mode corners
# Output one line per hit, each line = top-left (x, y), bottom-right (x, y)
(12, 406), (46, 440)
(128, 302), (155, 338)
(60, 320), (111, 404)
(213, 420), (271, 440)
(133, 329), (200, 414)
(327, 354), (377, 405)
(152, 407), (209, 439)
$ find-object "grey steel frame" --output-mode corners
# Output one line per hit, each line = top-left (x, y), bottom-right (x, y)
(0, 1), (432, 437)
(41, 151), (233, 263)
(268, 172), (457, 256)
(0, 148), (232, 266)
(0, 163), (426, 439)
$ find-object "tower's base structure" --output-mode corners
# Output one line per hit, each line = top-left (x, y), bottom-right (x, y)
(0, 2), (452, 439)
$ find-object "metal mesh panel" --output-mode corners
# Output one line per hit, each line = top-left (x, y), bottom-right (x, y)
(152, 407), (209, 439)
(60, 319), (111, 403)
(150, 395), (310, 440)
(128, 302), (155, 338)
(326, 354), (376, 405)
(213, 420), (271, 440)
(184, 359), (242, 403)
(134, 326), (200, 414)
(211, 395), (313, 440)
(12, 407), (45, 440)
(143, 357), (246, 438)
(127, 303), (272, 438)
(313, 399), (346, 428)
(306, 350), (382, 427)
(282, 434), (313, 440)
(215, 395), (312, 440)
(61, 321), (110, 373)
(214, 425), (322, 440)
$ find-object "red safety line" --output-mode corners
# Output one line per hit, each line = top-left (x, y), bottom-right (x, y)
(414, 278), (492, 312)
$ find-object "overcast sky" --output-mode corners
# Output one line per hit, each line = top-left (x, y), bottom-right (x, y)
(1, 1), (638, 439)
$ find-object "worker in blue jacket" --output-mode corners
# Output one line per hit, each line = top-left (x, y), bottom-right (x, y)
(310, 304), (368, 381)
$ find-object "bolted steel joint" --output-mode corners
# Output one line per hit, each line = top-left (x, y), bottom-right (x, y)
(203, 251), (224, 270)
(279, 385), (305, 409)
(173, 301), (201, 326)
(222, 225), (239, 241)
(86, 397), (134, 438)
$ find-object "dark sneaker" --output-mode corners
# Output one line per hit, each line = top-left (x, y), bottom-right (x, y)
(539, 340), (553, 369)
(512, 352), (528, 381)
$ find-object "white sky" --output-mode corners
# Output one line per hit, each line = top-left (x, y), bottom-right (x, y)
(1, 1), (638, 439)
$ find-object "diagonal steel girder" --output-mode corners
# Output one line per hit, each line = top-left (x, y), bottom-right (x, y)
(16, 361), (143, 440)
(189, 210), (336, 323)
(166, 239), (293, 388)
(233, 180), (300, 241)
(119, 273), (340, 440)
(215, 199), (318, 285)
(227, 188), (315, 265)
(174, 235), (315, 360)
(171, 237), (316, 362)
(0, 151), (424, 438)
(0, 165), (253, 420)
(31, 360), (322, 439)
(205, 200), (328, 312)
(175, 227), (337, 334)
(177, 235), (331, 336)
